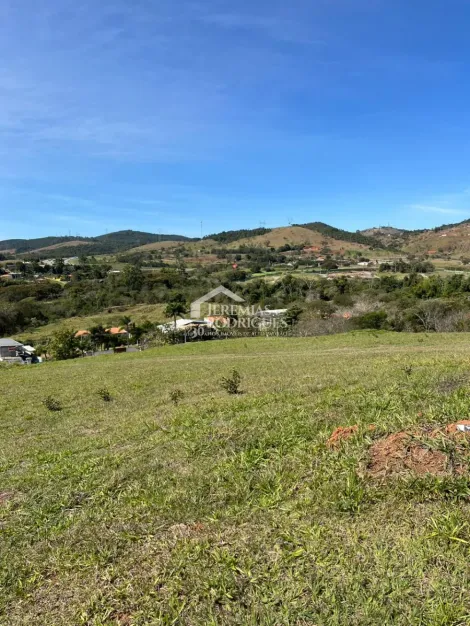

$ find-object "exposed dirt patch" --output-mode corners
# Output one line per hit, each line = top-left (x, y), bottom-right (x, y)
(0, 491), (14, 505)
(436, 375), (468, 395)
(327, 425), (358, 447)
(444, 420), (470, 435)
(367, 432), (449, 478)
(168, 522), (206, 538)
(327, 424), (375, 448)
(109, 612), (132, 625)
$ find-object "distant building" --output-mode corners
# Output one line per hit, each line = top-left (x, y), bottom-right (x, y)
(0, 338), (24, 359)
(157, 319), (209, 333)
(0, 272), (22, 280)
(0, 338), (36, 362)
(105, 327), (129, 336)
(255, 309), (287, 329)
(205, 316), (230, 327)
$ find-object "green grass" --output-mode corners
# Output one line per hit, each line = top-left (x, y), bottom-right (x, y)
(4, 332), (470, 624)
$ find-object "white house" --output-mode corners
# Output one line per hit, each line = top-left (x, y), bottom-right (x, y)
(157, 319), (209, 333)
(0, 338), (35, 362)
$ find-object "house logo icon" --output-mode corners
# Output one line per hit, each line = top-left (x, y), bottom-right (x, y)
(191, 286), (245, 318)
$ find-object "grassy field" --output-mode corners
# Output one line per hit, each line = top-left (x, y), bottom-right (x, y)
(4, 332), (470, 624)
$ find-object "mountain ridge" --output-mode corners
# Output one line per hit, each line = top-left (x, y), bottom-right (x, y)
(0, 230), (194, 257)
(3, 218), (470, 258)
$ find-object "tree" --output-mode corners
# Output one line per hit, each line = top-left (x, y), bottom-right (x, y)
(120, 315), (132, 345)
(78, 335), (93, 356)
(164, 294), (188, 328)
(284, 304), (303, 326)
(122, 264), (144, 291)
(89, 325), (106, 350)
(54, 258), (65, 275)
(50, 329), (80, 360)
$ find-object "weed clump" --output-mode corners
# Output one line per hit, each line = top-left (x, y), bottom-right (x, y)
(97, 388), (112, 402)
(43, 396), (62, 412)
(220, 369), (242, 395)
(170, 389), (184, 406)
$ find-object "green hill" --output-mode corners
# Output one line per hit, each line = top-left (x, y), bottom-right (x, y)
(0, 236), (81, 254)
(203, 227), (272, 244)
(3, 332), (470, 624)
(300, 221), (384, 248)
(0, 230), (193, 258)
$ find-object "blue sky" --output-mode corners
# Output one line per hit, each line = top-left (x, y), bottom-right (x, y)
(1, 0), (470, 239)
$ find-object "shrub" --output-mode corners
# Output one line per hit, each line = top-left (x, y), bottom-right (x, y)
(169, 389), (184, 406)
(333, 293), (354, 307)
(43, 396), (62, 412)
(353, 311), (388, 330)
(220, 369), (242, 394)
(50, 329), (79, 361)
(284, 304), (303, 326)
(97, 388), (112, 402)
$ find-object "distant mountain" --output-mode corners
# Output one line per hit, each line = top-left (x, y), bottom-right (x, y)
(360, 221), (470, 255)
(300, 222), (383, 248)
(203, 227), (272, 244)
(359, 226), (418, 249)
(0, 230), (193, 258)
(5, 218), (470, 260)
(204, 222), (386, 249)
(0, 236), (81, 254)
(402, 221), (470, 256)
(94, 230), (190, 248)
(224, 225), (376, 252)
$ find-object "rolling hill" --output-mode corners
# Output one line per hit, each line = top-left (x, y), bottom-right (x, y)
(360, 221), (470, 256)
(359, 226), (415, 249)
(0, 230), (193, 257)
(127, 226), (379, 256)
(300, 222), (382, 248)
(403, 222), (470, 255)
(6, 217), (470, 260)
(0, 236), (82, 254)
(226, 225), (372, 252)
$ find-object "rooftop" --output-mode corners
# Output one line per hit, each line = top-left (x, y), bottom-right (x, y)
(0, 338), (23, 347)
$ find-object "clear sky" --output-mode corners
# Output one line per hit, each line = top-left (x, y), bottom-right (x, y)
(1, 0), (470, 240)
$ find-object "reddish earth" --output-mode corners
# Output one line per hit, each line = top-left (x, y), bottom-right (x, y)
(367, 432), (449, 478)
(329, 422), (470, 476)
(444, 419), (470, 435)
(327, 424), (375, 448)
(327, 425), (358, 447)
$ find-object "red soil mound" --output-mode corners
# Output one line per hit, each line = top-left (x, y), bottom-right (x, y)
(327, 424), (375, 448)
(327, 425), (358, 447)
(367, 432), (448, 478)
